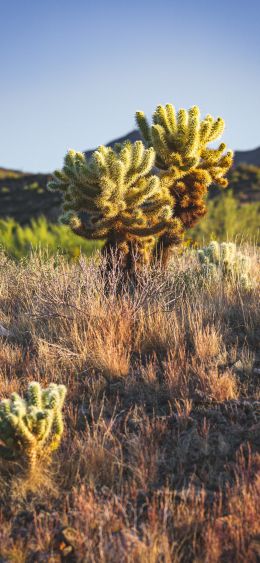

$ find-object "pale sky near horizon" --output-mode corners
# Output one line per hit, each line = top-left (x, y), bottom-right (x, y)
(0, 0), (259, 172)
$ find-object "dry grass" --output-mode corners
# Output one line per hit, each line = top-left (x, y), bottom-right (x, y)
(0, 247), (259, 561)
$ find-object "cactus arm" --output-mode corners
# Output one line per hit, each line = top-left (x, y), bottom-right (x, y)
(27, 382), (42, 408)
(135, 111), (152, 144)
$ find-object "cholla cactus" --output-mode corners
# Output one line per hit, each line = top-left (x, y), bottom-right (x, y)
(49, 141), (181, 269)
(0, 382), (67, 475)
(49, 103), (232, 271)
(136, 104), (233, 264)
(198, 241), (251, 287)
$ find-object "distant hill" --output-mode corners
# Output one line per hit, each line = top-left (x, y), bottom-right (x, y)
(0, 134), (259, 224)
(0, 168), (58, 224)
(85, 130), (260, 168)
(233, 146), (260, 167)
(84, 130), (141, 159)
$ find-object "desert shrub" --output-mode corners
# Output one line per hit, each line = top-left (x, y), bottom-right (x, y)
(0, 382), (67, 476)
(189, 190), (260, 243)
(0, 203), (258, 261)
(23, 182), (40, 191)
(0, 216), (103, 260)
(0, 168), (22, 180)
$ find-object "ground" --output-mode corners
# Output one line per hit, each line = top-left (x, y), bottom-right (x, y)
(0, 248), (259, 562)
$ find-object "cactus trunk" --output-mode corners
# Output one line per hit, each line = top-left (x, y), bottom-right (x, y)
(26, 445), (37, 475)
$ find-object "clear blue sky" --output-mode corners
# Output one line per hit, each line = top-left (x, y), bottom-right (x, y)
(0, 0), (259, 172)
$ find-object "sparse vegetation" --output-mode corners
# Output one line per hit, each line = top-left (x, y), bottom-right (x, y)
(0, 168), (23, 180)
(228, 163), (260, 201)
(0, 0), (259, 554)
(0, 195), (259, 260)
(0, 248), (259, 560)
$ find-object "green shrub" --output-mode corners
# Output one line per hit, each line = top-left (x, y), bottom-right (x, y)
(0, 196), (258, 261)
(189, 191), (260, 244)
(0, 216), (103, 260)
(23, 182), (40, 191)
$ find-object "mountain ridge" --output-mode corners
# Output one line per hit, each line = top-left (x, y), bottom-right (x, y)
(84, 130), (260, 168)
(1, 131), (260, 176)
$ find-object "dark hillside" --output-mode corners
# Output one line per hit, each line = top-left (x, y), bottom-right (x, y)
(84, 129), (141, 159)
(234, 146), (260, 166)
(85, 131), (260, 168)
(0, 169), (59, 224)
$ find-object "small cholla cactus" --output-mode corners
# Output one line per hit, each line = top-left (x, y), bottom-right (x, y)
(198, 241), (251, 287)
(0, 382), (67, 475)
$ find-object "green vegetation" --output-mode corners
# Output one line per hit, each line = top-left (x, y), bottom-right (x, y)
(23, 181), (44, 193)
(0, 193), (258, 259)
(0, 216), (103, 259)
(0, 193), (258, 260)
(189, 190), (260, 243)
(49, 103), (232, 271)
(0, 382), (67, 476)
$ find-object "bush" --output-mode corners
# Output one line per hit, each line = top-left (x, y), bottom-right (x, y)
(188, 191), (260, 244)
(0, 216), (103, 260)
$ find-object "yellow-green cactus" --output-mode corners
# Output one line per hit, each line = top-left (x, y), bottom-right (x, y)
(198, 241), (251, 287)
(49, 103), (232, 271)
(136, 104), (233, 264)
(0, 382), (67, 475)
(49, 141), (179, 269)
(136, 104), (232, 176)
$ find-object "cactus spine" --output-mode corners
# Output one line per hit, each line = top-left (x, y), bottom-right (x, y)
(0, 382), (67, 475)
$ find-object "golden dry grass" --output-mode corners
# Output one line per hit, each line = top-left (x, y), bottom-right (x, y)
(0, 247), (259, 561)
